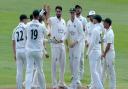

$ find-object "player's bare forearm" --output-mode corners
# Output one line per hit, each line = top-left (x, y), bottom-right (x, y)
(103, 43), (111, 57)
(44, 4), (50, 27)
(12, 40), (16, 61)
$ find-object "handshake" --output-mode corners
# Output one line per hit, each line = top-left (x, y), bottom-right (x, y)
(44, 37), (63, 44)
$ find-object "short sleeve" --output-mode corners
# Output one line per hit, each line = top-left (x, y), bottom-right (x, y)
(83, 17), (88, 25)
(12, 29), (15, 40)
(107, 33), (113, 43)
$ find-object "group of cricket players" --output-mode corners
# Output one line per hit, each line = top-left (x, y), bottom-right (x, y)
(12, 4), (116, 89)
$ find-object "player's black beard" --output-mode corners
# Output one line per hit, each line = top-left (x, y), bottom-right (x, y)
(57, 15), (61, 19)
(90, 19), (93, 22)
(76, 13), (81, 16)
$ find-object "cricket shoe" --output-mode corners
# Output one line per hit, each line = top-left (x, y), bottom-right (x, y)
(58, 82), (68, 89)
(22, 81), (25, 88)
(52, 87), (58, 89)
(31, 85), (40, 89)
(68, 83), (79, 89)
(76, 80), (82, 89)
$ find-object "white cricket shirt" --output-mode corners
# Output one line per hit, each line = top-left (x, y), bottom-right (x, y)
(12, 22), (26, 49)
(49, 16), (67, 47)
(86, 21), (95, 44)
(89, 23), (102, 51)
(67, 17), (84, 43)
(103, 28), (115, 51)
(77, 15), (88, 41)
(25, 20), (47, 51)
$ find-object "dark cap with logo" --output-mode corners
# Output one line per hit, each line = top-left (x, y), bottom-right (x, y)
(69, 8), (76, 13)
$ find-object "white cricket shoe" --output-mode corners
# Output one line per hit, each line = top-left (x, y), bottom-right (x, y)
(31, 85), (40, 89)
(58, 82), (68, 89)
(22, 81), (25, 88)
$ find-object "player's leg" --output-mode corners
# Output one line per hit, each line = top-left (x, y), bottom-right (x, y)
(69, 48), (73, 79)
(34, 51), (46, 89)
(16, 52), (23, 89)
(106, 51), (116, 89)
(101, 59), (107, 85)
(32, 68), (39, 88)
(97, 58), (102, 80)
(89, 52), (97, 89)
(25, 51), (34, 89)
(89, 51), (104, 89)
(58, 46), (66, 87)
(22, 52), (26, 88)
(51, 47), (59, 88)
(87, 59), (93, 88)
(79, 42), (85, 80)
(70, 45), (81, 89)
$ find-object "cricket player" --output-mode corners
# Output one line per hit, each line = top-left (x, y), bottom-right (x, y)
(25, 10), (47, 89)
(48, 6), (67, 89)
(12, 14), (28, 89)
(101, 18), (116, 89)
(31, 9), (50, 89)
(86, 10), (96, 47)
(86, 15), (104, 89)
(75, 5), (88, 80)
(86, 10), (96, 88)
(67, 8), (84, 89)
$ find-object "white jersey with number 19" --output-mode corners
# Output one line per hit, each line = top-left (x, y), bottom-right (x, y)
(25, 20), (47, 51)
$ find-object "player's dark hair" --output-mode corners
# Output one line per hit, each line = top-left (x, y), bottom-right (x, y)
(39, 16), (43, 23)
(93, 14), (102, 23)
(75, 5), (82, 10)
(30, 14), (33, 21)
(33, 10), (39, 18)
(104, 18), (112, 25)
(55, 6), (62, 11)
(20, 14), (28, 21)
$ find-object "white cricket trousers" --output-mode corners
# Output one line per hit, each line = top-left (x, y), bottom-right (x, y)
(25, 51), (46, 89)
(89, 54), (102, 87)
(51, 45), (66, 88)
(101, 50), (116, 89)
(69, 43), (82, 85)
(16, 49), (26, 89)
(31, 64), (39, 87)
(79, 41), (85, 80)
(89, 50), (104, 89)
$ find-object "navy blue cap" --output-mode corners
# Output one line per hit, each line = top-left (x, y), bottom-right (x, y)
(93, 14), (102, 23)
(69, 8), (76, 13)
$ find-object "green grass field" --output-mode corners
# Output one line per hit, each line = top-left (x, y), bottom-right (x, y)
(0, 0), (128, 89)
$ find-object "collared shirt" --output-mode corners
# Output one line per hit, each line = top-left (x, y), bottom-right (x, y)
(86, 21), (95, 44)
(77, 15), (88, 28)
(77, 15), (88, 41)
(103, 28), (115, 51)
(88, 23), (102, 52)
(12, 22), (26, 49)
(49, 16), (67, 47)
(67, 17), (84, 43)
(25, 20), (47, 51)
